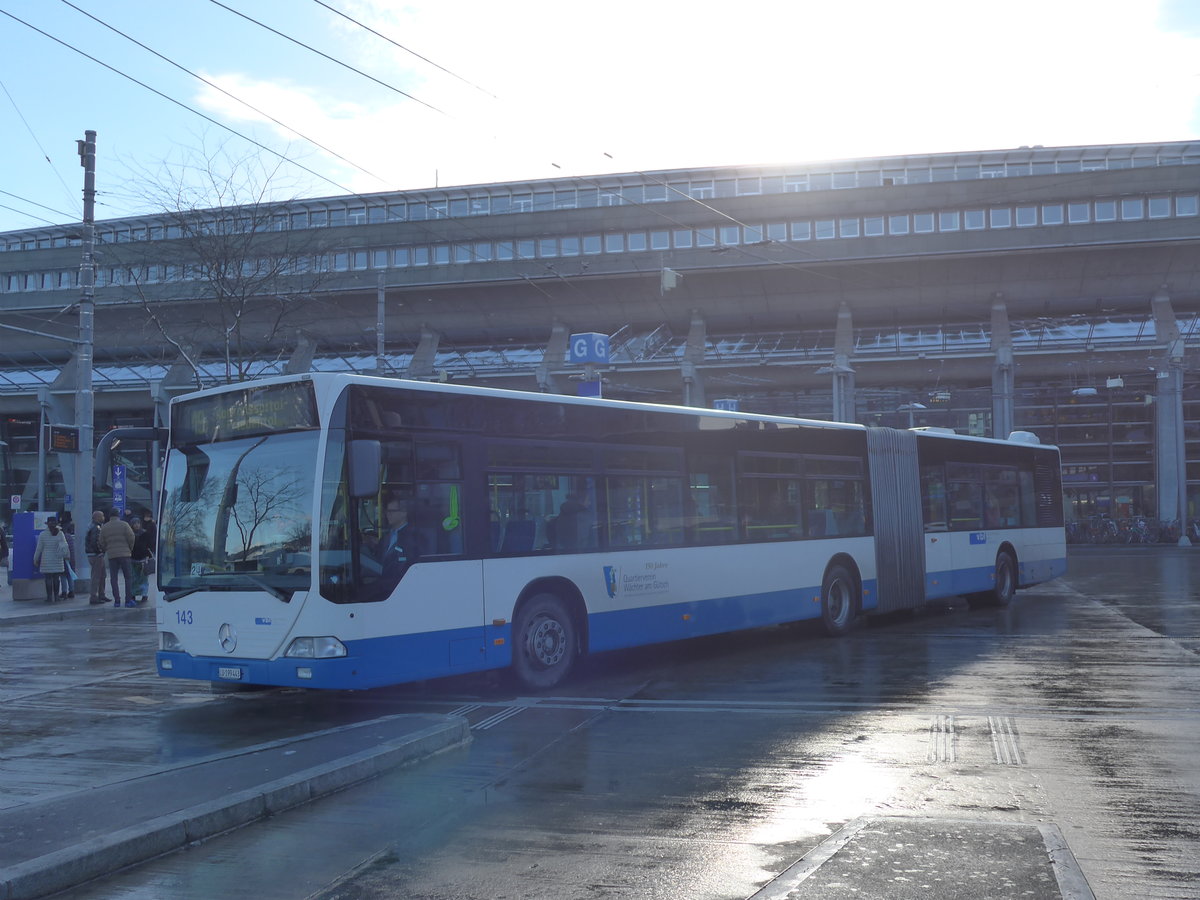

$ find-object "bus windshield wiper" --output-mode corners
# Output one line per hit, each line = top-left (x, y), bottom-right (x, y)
(164, 573), (292, 603)
(229, 572), (292, 603)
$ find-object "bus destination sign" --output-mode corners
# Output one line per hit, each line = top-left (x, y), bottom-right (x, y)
(171, 382), (319, 445)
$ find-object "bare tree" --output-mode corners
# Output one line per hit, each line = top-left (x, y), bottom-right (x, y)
(228, 463), (307, 562)
(111, 135), (334, 385)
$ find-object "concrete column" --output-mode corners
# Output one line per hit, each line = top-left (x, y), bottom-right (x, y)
(284, 334), (317, 375)
(991, 295), (1015, 439)
(1150, 287), (1190, 542)
(537, 322), (571, 393)
(682, 312), (707, 408)
(827, 303), (856, 423)
(162, 344), (203, 389)
(406, 325), (441, 380)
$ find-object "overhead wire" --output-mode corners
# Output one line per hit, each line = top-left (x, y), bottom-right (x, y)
(311, 0), (497, 100)
(0, 77), (81, 216)
(0, 5), (365, 203)
(0, 202), (60, 227)
(6, 1), (1139, 338)
(3, 0), (843, 300)
(206, 0), (447, 116)
(0, 189), (77, 221)
(56, 0), (391, 187)
(0, 3), (579, 326)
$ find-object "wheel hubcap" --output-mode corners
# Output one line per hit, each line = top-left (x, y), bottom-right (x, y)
(828, 580), (849, 624)
(528, 616), (566, 668)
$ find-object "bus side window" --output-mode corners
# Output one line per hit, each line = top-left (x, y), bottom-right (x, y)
(805, 477), (866, 537)
(686, 452), (735, 545)
(550, 478), (597, 552)
(411, 487), (464, 556)
(948, 480), (983, 530)
(921, 465), (948, 531)
(488, 472), (587, 554)
(1018, 469), (1038, 527)
(983, 467), (1020, 528)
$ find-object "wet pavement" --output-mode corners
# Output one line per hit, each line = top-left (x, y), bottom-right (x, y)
(2, 548), (1199, 899)
(0, 577), (468, 900)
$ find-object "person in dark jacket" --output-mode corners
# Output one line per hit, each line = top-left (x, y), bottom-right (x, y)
(59, 517), (77, 599)
(84, 510), (109, 605)
(130, 517), (155, 604)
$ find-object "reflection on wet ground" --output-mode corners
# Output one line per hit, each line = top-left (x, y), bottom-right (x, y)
(11, 547), (1200, 900)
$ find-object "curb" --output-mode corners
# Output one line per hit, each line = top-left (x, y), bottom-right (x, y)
(0, 602), (145, 628)
(0, 717), (470, 900)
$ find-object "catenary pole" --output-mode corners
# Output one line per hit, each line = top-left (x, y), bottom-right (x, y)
(74, 130), (96, 582)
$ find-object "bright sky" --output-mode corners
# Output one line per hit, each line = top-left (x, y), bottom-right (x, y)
(2, 0), (1199, 233)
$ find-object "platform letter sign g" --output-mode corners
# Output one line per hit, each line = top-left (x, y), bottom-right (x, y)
(568, 332), (610, 365)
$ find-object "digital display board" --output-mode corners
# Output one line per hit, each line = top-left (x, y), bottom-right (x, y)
(49, 425), (80, 453)
(171, 381), (318, 446)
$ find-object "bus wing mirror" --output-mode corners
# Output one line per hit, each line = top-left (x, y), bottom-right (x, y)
(348, 440), (381, 499)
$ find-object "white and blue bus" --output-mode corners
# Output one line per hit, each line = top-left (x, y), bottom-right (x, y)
(152, 373), (1066, 691)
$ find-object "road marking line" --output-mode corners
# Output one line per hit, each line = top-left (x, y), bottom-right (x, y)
(472, 706), (527, 730)
(989, 715), (1024, 765)
(928, 714), (956, 763)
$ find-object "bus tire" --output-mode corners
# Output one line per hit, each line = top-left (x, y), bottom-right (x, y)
(821, 564), (858, 637)
(968, 550), (1017, 608)
(512, 592), (578, 691)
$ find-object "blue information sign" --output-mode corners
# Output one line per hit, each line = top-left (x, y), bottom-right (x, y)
(568, 332), (610, 365)
(112, 464), (126, 513)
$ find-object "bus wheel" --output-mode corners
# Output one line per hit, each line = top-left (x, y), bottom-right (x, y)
(968, 551), (1017, 608)
(821, 564), (858, 637)
(513, 593), (578, 691)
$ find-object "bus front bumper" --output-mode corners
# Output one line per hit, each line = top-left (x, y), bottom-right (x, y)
(156, 651), (368, 690)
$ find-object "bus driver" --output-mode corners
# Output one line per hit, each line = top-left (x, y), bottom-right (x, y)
(379, 497), (417, 561)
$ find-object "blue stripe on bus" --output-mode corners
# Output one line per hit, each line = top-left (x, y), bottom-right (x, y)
(926, 556), (1067, 600)
(586, 581), (865, 653)
(156, 577), (884, 690)
(156, 623), (490, 691)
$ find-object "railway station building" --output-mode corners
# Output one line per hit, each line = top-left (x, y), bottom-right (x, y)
(1, 138), (1199, 529)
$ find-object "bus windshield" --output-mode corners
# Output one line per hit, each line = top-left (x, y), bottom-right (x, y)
(159, 431), (318, 598)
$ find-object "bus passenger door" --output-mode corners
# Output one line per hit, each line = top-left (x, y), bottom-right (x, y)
(921, 465), (955, 601)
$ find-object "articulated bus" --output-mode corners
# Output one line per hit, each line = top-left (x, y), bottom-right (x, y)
(152, 373), (1066, 691)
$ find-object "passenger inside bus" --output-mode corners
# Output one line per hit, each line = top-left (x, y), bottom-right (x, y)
(551, 491), (591, 551)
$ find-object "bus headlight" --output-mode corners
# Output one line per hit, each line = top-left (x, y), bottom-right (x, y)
(284, 636), (348, 659)
(160, 631), (184, 652)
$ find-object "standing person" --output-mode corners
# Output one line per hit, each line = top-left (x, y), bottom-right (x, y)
(33, 517), (70, 604)
(84, 510), (109, 605)
(59, 515), (77, 599)
(139, 514), (157, 604)
(99, 508), (136, 608)
(130, 518), (154, 604)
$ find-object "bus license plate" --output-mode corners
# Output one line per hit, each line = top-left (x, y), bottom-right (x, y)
(218, 667), (243, 681)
